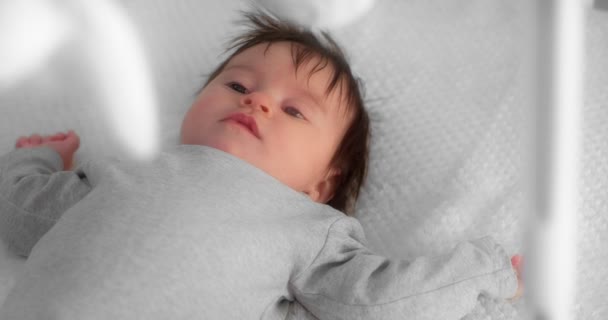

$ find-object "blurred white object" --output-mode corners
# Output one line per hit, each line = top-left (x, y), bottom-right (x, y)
(0, 0), (72, 88)
(0, 0), (158, 161)
(75, 1), (160, 161)
(254, 0), (376, 29)
(528, 0), (583, 319)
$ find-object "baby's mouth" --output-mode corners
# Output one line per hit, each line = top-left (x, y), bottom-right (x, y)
(222, 113), (261, 139)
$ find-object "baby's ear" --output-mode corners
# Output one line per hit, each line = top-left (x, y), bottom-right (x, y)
(307, 168), (341, 204)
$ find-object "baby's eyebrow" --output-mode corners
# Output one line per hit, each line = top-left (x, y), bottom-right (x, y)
(223, 64), (256, 74)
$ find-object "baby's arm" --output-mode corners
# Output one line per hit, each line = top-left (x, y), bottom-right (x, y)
(290, 218), (519, 320)
(0, 131), (92, 257)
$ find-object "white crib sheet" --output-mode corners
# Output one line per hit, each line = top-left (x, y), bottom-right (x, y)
(1, 0), (606, 318)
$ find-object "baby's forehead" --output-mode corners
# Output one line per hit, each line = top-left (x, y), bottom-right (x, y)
(227, 42), (328, 74)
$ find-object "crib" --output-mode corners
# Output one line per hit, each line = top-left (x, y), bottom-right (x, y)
(1, 0), (606, 319)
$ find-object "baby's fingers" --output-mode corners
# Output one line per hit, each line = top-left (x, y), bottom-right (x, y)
(15, 131), (73, 148)
(45, 132), (68, 142)
(30, 134), (42, 144)
(508, 255), (524, 302)
(15, 134), (40, 148)
(15, 136), (28, 148)
(511, 255), (523, 276)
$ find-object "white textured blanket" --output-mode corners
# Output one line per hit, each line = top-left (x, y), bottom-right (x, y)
(0, 0), (606, 319)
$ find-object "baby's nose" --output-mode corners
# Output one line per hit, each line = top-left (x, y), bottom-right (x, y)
(241, 92), (271, 114)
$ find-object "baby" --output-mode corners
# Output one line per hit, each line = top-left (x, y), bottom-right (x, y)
(0, 11), (522, 320)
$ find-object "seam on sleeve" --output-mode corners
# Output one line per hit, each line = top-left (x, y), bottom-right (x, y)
(0, 169), (90, 221)
(291, 267), (514, 308)
(290, 216), (345, 282)
(0, 147), (64, 185)
(0, 193), (63, 222)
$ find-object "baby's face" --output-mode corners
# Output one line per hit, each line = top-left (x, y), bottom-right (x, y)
(180, 42), (350, 202)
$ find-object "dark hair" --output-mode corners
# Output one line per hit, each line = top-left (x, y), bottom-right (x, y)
(203, 10), (370, 215)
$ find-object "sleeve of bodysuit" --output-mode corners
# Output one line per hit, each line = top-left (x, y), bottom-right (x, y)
(289, 217), (518, 320)
(0, 147), (92, 258)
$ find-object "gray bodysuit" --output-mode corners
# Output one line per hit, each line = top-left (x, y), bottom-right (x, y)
(0, 145), (517, 319)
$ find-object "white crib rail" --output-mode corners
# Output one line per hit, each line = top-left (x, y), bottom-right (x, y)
(527, 1), (585, 319)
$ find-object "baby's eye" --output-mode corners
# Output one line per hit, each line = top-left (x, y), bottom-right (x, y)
(283, 106), (305, 120)
(227, 82), (248, 94)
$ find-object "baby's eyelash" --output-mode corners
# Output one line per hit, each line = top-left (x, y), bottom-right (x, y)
(227, 82), (248, 94)
(283, 106), (305, 120)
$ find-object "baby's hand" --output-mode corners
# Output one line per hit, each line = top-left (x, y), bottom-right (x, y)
(15, 131), (80, 170)
(509, 255), (524, 301)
